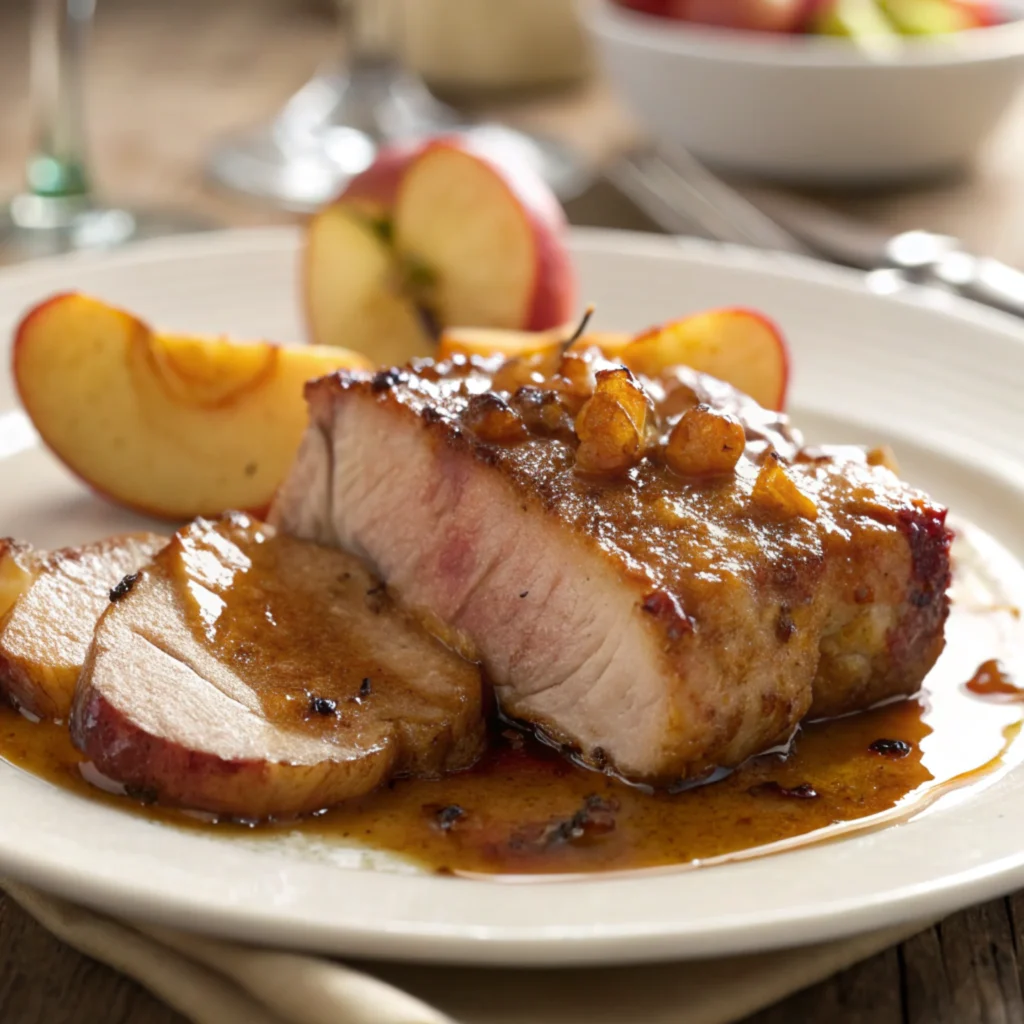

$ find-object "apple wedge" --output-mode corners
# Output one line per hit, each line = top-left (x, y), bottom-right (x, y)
(305, 206), (435, 367)
(623, 309), (790, 411)
(14, 293), (372, 520)
(437, 326), (634, 362)
(305, 138), (577, 365)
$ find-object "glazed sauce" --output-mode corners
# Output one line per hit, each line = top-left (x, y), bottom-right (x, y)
(965, 660), (1024, 702)
(1, 521), (1022, 878)
(165, 515), (481, 767)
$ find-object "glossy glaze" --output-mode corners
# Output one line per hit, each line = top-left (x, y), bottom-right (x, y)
(1, 571), (1020, 877)
(965, 659), (1023, 701)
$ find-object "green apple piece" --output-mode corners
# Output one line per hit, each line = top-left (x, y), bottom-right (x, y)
(880, 0), (975, 33)
(812, 0), (900, 38)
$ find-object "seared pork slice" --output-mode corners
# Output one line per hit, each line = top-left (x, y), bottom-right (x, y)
(70, 513), (484, 818)
(0, 533), (166, 720)
(273, 350), (951, 784)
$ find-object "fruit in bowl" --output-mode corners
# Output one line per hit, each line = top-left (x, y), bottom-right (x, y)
(612, 0), (1000, 33)
(612, 0), (810, 31)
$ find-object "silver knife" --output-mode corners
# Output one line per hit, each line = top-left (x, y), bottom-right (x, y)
(609, 145), (1024, 320)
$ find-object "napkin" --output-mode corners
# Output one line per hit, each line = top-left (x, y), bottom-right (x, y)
(6, 880), (932, 1024)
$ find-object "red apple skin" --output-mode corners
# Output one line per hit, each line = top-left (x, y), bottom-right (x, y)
(612, 0), (675, 14)
(11, 294), (181, 520)
(411, 137), (577, 332)
(615, 0), (808, 31)
(307, 136), (576, 339)
(797, 0), (830, 30)
(953, 0), (1000, 27)
(335, 140), (424, 213)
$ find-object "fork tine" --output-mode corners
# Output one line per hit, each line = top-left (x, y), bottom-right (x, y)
(610, 144), (809, 256)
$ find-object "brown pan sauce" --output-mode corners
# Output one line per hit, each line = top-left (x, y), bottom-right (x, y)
(1, 526), (1022, 879)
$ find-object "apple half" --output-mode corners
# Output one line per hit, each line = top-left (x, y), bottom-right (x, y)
(13, 293), (372, 520)
(305, 138), (578, 366)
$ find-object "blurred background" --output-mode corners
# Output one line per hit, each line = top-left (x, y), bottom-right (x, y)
(3, 0), (1024, 268)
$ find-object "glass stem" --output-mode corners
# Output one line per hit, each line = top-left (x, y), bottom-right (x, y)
(343, 0), (402, 71)
(26, 0), (94, 200)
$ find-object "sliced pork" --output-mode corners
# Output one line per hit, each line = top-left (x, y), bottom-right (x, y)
(0, 533), (166, 720)
(70, 514), (485, 818)
(272, 350), (951, 785)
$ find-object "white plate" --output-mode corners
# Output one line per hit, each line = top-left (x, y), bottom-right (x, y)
(2, 227), (1024, 966)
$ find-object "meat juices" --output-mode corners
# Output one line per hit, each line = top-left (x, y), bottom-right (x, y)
(273, 348), (951, 785)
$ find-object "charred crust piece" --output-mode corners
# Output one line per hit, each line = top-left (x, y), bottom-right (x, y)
(429, 804), (466, 832)
(371, 368), (406, 393)
(310, 696), (337, 716)
(869, 738), (912, 758)
(511, 795), (619, 850)
(747, 781), (819, 800)
(898, 505), (954, 593)
(109, 573), (140, 603)
(641, 590), (695, 641)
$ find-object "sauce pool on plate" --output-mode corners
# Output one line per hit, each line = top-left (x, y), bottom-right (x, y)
(1, 520), (1022, 878)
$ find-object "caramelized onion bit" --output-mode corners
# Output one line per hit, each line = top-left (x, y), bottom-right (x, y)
(574, 368), (650, 476)
(752, 451), (818, 521)
(512, 386), (574, 438)
(491, 347), (560, 394)
(463, 392), (528, 444)
(548, 349), (598, 415)
(665, 404), (745, 478)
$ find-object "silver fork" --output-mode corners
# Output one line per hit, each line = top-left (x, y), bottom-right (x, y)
(606, 144), (811, 257)
(608, 143), (1024, 319)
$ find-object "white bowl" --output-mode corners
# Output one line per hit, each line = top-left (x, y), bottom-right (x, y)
(583, 0), (1024, 185)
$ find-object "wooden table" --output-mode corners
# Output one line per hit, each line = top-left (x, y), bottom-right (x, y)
(2, 1), (1024, 1021)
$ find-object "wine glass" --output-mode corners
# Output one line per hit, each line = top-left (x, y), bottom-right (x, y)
(206, 0), (589, 212)
(0, 0), (211, 263)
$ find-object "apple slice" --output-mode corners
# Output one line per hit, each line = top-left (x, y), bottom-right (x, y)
(305, 205), (434, 367)
(622, 309), (789, 410)
(437, 326), (635, 363)
(14, 293), (373, 520)
(304, 138), (577, 366)
(437, 325), (568, 362)
(393, 141), (575, 331)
